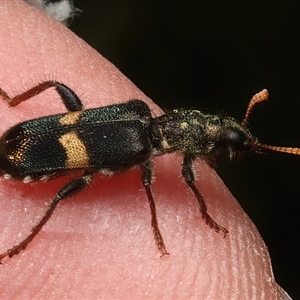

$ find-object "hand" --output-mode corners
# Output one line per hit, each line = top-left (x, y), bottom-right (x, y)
(0, 2), (291, 299)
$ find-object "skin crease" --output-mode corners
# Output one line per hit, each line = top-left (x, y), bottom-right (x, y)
(0, 1), (291, 300)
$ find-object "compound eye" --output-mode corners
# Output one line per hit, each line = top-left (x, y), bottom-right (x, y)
(227, 131), (247, 148)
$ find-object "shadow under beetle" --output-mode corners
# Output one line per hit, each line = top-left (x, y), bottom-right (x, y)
(0, 81), (299, 262)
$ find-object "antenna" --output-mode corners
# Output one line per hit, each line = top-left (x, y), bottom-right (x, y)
(256, 143), (300, 155)
(242, 89), (269, 125)
(242, 89), (300, 155)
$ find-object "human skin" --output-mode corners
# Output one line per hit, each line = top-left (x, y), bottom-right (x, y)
(0, 1), (291, 299)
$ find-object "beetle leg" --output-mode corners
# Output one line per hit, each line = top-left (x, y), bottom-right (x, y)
(0, 171), (94, 263)
(142, 162), (169, 257)
(0, 80), (83, 111)
(182, 155), (228, 236)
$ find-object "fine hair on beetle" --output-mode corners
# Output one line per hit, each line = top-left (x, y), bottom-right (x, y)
(0, 81), (299, 263)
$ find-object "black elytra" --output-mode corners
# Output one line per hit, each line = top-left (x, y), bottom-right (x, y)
(0, 81), (299, 262)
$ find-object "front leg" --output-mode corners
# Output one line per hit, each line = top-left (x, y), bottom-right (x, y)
(182, 155), (228, 236)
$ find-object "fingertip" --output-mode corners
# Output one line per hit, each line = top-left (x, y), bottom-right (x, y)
(0, 2), (287, 299)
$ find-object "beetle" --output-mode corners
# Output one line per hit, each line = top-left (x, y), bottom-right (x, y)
(0, 81), (299, 262)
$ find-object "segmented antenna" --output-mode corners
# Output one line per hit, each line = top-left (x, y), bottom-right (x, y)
(256, 143), (300, 155)
(242, 89), (300, 155)
(242, 89), (269, 125)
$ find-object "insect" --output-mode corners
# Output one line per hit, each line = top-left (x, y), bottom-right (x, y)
(0, 81), (299, 263)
